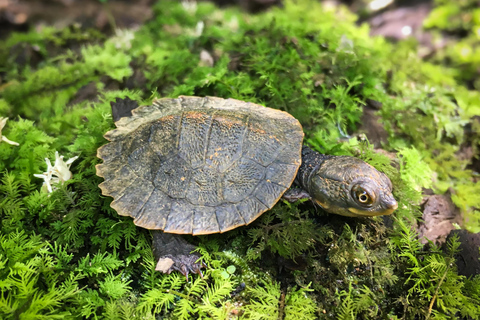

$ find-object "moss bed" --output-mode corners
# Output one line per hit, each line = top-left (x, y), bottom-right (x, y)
(0, 0), (479, 319)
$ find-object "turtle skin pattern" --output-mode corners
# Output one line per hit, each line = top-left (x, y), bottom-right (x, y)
(96, 96), (304, 235)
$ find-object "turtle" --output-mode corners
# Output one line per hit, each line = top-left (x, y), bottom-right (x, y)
(96, 96), (398, 277)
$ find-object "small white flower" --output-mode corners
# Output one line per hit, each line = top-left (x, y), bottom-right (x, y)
(0, 117), (19, 146)
(195, 21), (204, 37)
(34, 151), (79, 193)
(112, 28), (136, 50)
(337, 35), (354, 54)
(182, 0), (197, 13)
(368, 0), (393, 11)
(199, 49), (214, 67)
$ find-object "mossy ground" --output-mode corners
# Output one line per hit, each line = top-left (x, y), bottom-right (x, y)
(0, 1), (479, 319)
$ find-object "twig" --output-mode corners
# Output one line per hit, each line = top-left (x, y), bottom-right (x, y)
(168, 289), (195, 302)
(426, 262), (450, 320)
(278, 290), (286, 320)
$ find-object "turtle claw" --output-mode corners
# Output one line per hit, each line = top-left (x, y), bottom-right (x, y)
(151, 232), (206, 280)
(191, 262), (205, 278)
(155, 254), (205, 281)
(282, 187), (311, 203)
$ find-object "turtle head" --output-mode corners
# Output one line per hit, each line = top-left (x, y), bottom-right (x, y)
(307, 156), (397, 217)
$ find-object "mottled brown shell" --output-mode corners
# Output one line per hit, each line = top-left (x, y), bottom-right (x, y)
(96, 96), (304, 235)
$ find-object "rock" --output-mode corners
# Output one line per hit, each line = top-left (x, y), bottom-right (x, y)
(446, 229), (480, 277)
(418, 194), (460, 245)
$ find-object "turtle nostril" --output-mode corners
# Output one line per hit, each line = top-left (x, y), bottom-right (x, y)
(388, 200), (398, 211)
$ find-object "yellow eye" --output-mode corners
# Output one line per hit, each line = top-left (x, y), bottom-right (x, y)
(352, 186), (374, 206)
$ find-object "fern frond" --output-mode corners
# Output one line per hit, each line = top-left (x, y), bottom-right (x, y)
(186, 277), (208, 299)
(284, 284), (317, 320)
(76, 252), (123, 276)
(242, 279), (280, 320)
(202, 277), (234, 305)
(77, 289), (106, 319)
(137, 288), (176, 315)
(197, 302), (231, 320)
(173, 298), (195, 320)
(0, 230), (44, 270)
(336, 284), (356, 320)
(99, 273), (132, 300)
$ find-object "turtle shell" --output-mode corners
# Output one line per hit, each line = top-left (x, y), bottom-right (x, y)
(96, 96), (304, 235)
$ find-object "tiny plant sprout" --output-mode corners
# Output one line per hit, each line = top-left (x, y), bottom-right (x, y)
(226, 265), (236, 275)
(0, 117), (19, 146)
(221, 266), (236, 279)
(34, 151), (79, 193)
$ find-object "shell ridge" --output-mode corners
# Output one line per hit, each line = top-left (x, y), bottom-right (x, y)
(243, 198), (270, 225)
(266, 180), (289, 189)
(248, 178), (266, 201)
(200, 96), (208, 109)
(152, 97), (180, 115)
(109, 177), (141, 214)
(96, 163), (105, 178)
(103, 165), (140, 199)
(132, 187), (155, 226)
(214, 206), (223, 233)
(190, 205), (196, 235)
(107, 110), (165, 142)
(243, 155), (267, 168)
(164, 199), (175, 231)
(201, 110), (216, 168)
(254, 193), (271, 209)
(131, 105), (152, 117)
(232, 203), (247, 225)
(216, 170), (224, 205)
(151, 99), (164, 109)
(113, 174), (139, 200)
(237, 114), (250, 166)
(146, 119), (156, 145)
(175, 111), (185, 152)
(217, 116), (253, 179)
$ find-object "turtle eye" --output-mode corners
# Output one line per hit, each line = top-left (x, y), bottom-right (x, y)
(351, 185), (374, 207)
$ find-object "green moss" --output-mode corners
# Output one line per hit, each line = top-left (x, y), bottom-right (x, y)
(424, 0), (480, 89)
(0, 0), (479, 318)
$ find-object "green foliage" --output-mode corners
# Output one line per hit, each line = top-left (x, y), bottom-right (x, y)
(424, 0), (480, 89)
(81, 42), (132, 82)
(283, 284), (318, 320)
(0, 119), (55, 175)
(378, 48), (480, 231)
(390, 220), (480, 319)
(137, 255), (237, 320)
(397, 147), (433, 191)
(246, 200), (319, 261)
(242, 279), (281, 319)
(0, 231), (81, 319)
(336, 284), (379, 320)
(242, 279), (317, 320)
(0, 0), (479, 318)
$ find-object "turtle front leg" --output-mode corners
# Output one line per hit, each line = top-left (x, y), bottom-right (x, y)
(282, 187), (311, 203)
(152, 231), (205, 278)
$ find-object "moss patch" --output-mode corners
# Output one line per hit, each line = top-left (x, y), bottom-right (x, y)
(0, 0), (479, 319)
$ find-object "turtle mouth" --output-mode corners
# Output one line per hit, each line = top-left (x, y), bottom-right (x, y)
(313, 199), (330, 210)
(382, 200), (398, 215)
(347, 203), (397, 217)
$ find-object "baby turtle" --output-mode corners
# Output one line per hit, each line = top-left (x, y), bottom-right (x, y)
(96, 96), (397, 276)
